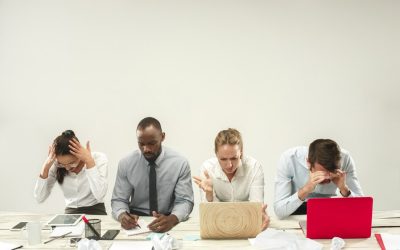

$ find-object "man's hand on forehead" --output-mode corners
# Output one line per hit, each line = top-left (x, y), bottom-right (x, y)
(329, 169), (346, 178)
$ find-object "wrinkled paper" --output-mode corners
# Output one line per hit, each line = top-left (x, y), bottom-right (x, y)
(251, 229), (323, 250)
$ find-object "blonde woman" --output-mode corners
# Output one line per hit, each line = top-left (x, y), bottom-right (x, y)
(193, 128), (269, 230)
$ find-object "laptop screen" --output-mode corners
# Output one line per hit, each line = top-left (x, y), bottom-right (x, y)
(304, 197), (373, 239)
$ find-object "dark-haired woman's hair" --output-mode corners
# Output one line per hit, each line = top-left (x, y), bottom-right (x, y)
(53, 130), (79, 184)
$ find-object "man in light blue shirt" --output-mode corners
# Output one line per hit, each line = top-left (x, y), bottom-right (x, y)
(111, 117), (194, 232)
(274, 139), (363, 219)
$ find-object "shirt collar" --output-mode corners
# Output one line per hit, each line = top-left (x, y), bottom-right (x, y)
(303, 156), (309, 170)
(214, 164), (226, 180)
(235, 160), (245, 177)
(145, 146), (165, 167)
(155, 146), (165, 166)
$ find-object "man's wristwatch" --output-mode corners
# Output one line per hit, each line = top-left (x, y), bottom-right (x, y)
(340, 188), (351, 197)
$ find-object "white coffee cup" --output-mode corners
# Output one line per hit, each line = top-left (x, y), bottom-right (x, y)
(26, 221), (42, 245)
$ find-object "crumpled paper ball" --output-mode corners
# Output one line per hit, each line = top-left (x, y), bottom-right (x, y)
(78, 238), (102, 250)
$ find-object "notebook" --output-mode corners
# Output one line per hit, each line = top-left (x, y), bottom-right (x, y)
(124, 219), (151, 236)
(299, 197), (373, 239)
(200, 202), (262, 239)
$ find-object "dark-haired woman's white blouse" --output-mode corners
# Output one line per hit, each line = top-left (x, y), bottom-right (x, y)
(34, 152), (108, 208)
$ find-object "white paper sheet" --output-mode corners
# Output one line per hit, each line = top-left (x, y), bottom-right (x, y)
(109, 241), (153, 250)
(250, 228), (323, 250)
(373, 210), (400, 219)
(50, 221), (84, 237)
(124, 219), (151, 236)
(0, 242), (22, 250)
(381, 233), (400, 249)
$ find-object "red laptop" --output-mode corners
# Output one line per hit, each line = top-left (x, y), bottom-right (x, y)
(299, 197), (373, 239)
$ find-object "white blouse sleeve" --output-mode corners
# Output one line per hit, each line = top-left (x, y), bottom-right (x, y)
(249, 160), (264, 202)
(85, 152), (108, 202)
(341, 151), (364, 197)
(33, 165), (57, 203)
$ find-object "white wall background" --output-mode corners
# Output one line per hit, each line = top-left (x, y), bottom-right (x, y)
(1, 0), (399, 217)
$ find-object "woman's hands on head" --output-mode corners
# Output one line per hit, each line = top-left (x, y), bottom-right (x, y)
(68, 138), (95, 168)
(40, 144), (56, 179)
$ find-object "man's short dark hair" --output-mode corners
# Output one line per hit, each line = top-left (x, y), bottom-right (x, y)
(308, 139), (341, 172)
(137, 117), (162, 131)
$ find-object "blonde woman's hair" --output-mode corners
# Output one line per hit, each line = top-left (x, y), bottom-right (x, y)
(214, 128), (243, 154)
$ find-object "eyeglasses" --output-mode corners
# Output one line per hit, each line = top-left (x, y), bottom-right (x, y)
(54, 161), (79, 169)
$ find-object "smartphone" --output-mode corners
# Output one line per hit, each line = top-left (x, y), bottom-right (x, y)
(70, 237), (82, 243)
(10, 222), (28, 231)
(101, 229), (120, 240)
(69, 237), (82, 247)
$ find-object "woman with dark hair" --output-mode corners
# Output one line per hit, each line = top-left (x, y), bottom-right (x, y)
(34, 130), (108, 215)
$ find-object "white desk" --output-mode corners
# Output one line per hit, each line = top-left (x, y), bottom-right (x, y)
(0, 211), (399, 249)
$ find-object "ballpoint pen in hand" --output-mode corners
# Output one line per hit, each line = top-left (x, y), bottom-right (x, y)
(43, 231), (72, 244)
(125, 211), (141, 228)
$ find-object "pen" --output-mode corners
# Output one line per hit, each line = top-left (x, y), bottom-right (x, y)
(43, 231), (72, 244)
(82, 216), (101, 238)
(11, 245), (23, 250)
(125, 211), (141, 228)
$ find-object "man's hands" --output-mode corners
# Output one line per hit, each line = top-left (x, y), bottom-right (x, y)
(298, 171), (330, 200)
(299, 169), (350, 200)
(69, 138), (95, 168)
(148, 212), (178, 233)
(331, 170), (350, 196)
(193, 170), (214, 201)
(261, 204), (270, 231)
(118, 212), (140, 230)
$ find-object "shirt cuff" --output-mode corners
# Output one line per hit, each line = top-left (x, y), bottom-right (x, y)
(203, 190), (219, 202)
(171, 209), (188, 222)
(292, 191), (306, 206)
(115, 209), (128, 222)
(34, 177), (47, 199)
(37, 176), (48, 185)
(85, 165), (99, 177)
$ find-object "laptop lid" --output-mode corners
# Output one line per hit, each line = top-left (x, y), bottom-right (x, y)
(300, 197), (373, 239)
(199, 202), (262, 239)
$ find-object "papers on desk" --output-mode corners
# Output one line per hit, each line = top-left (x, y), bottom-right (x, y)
(0, 242), (22, 250)
(373, 219), (400, 228)
(50, 221), (84, 237)
(250, 228), (323, 250)
(124, 219), (151, 236)
(374, 210), (400, 219)
(373, 210), (400, 227)
(375, 233), (400, 250)
(269, 218), (301, 229)
(109, 241), (153, 250)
